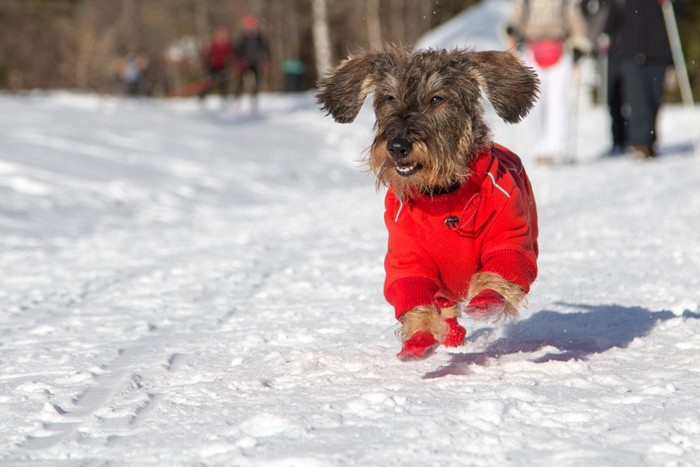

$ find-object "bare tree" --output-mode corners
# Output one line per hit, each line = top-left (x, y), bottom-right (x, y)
(387, 0), (405, 44)
(367, 0), (382, 50)
(312, 0), (333, 76)
(0, 0), (487, 93)
(406, 0), (435, 44)
(58, 1), (117, 90)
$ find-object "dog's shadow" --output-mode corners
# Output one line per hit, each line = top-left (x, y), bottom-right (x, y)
(423, 303), (700, 379)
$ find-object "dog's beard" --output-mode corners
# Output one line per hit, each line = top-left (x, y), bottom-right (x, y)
(368, 139), (472, 200)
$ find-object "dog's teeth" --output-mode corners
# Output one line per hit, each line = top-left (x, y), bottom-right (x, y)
(396, 163), (417, 174)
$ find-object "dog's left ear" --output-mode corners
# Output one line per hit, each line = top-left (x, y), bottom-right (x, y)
(316, 51), (394, 123)
(465, 50), (539, 124)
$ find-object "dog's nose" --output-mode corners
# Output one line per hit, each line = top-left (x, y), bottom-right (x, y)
(387, 138), (412, 159)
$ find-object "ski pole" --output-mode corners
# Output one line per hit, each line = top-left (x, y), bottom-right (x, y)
(660, 0), (694, 107)
(567, 58), (582, 165)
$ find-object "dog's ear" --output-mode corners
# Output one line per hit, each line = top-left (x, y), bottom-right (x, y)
(316, 51), (394, 123)
(466, 50), (539, 124)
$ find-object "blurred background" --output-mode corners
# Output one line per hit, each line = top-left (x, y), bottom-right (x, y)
(1, 0), (698, 105)
(1, 0), (696, 100)
(0, 0), (484, 96)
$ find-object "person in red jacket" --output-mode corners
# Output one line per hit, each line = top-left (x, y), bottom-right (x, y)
(384, 145), (538, 360)
(199, 26), (237, 103)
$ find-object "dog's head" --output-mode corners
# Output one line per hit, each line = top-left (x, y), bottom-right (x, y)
(316, 47), (538, 199)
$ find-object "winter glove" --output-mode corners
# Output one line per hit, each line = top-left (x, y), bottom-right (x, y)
(464, 288), (506, 318)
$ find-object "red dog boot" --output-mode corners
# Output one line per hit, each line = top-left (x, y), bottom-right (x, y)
(442, 318), (466, 347)
(396, 330), (439, 361)
(464, 288), (506, 318)
(434, 296), (466, 347)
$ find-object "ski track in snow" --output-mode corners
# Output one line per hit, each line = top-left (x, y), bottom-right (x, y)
(1, 86), (699, 466)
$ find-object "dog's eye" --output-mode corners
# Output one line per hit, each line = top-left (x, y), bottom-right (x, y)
(385, 95), (396, 104)
(430, 96), (444, 106)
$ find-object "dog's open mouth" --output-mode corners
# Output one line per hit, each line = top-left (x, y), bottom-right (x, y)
(394, 160), (421, 177)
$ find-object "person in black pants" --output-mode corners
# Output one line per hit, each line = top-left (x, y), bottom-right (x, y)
(607, 56), (627, 155)
(607, 0), (673, 159)
(233, 14), (270, 114)
(600, 0), (627, 155)
(591, 0), (627, 155)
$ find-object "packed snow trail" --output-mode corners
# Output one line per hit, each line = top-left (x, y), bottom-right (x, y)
(1, 92), (699, 465)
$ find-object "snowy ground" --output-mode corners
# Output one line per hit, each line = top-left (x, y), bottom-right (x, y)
(2, 1), (700, 461)
(1, 83), (699, 466)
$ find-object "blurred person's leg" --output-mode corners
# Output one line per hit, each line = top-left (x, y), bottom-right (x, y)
(529, 52), (572, 163)
(622, 59), (666, 158)
(607, 56), (626, 154)
(546, 53), (573, 159)
(198, 68), (215, 103)
(250, 64), (261, 114)
(647, 63), (667, 148)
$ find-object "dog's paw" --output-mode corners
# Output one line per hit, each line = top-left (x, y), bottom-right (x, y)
(464, 288), (506, 318)
(442, 318), (466, 347)
(396, 330), (439, 361)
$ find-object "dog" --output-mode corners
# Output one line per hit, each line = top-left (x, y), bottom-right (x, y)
(316, 46), (540, 360)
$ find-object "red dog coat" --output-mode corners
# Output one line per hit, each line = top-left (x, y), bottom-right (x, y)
(383, 144), (538, 319)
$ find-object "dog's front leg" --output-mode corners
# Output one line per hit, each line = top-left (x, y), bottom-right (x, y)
(438, 302), (467, 347)
(464, 272), (526, 321)
(396, 306), (448, 361)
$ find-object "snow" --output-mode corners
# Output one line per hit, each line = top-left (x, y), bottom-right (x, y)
(2, 3), (700, 465)
(417, 0), (514, 51)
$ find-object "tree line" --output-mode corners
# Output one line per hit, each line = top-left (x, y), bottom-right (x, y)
(0, 0), (478, 96)
(0, 0), (697, 98)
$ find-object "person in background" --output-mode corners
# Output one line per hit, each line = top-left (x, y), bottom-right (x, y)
(122, 52), (149, 96)
(598, 0), (628, 156)
(199, 26), (236, 104)
(113, 52), (149, 97)
(233, 14), (270, 114)
(606, 0), (673, 159)
(506, 0), (592, 164)
(581, 0), (627, 156)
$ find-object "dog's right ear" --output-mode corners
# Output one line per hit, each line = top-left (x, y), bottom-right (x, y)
(316, 51), (392, 123)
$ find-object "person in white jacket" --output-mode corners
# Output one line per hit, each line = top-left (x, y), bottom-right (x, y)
(506, 0), (592, 164)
